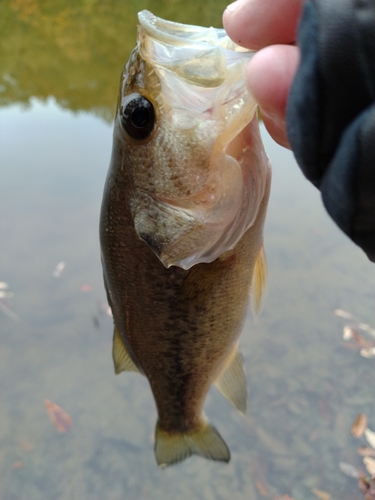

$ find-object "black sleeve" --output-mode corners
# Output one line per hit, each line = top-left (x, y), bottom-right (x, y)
(286, 0), (375, 262)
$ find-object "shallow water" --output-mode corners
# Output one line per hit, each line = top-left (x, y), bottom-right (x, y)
(1, 2), (374, 500)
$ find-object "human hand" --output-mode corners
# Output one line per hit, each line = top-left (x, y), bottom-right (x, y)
(223, 0), (302, 148)
(224, 0), (375, 262)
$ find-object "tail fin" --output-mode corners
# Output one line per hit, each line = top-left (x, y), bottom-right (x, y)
(154, 419), (230, 467)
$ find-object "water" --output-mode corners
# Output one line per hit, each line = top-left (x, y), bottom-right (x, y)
(1, 2), (374, 499)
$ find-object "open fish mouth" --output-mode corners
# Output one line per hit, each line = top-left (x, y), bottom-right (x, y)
(127, 12), (270, 269)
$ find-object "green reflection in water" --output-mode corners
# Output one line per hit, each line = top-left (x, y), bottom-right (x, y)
(0, 0), (229, 121)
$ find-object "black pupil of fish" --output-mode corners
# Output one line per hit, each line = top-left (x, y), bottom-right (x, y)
(122, 96), (155, 140)
(132, 107), (149, 128)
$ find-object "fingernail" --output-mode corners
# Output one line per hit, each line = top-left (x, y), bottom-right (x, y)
(261, 110), (290, 148)
(262, 110), (286, 129)
(226, 0), (247, 13)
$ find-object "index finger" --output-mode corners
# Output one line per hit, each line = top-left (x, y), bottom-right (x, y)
(223, 0), (303, 50)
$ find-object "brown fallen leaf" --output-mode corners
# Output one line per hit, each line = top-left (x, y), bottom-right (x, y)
(363, 457), (375, 476)
(19, 440), (34, 451)
(255, 480), (269, 496)
(351, 413), (368, 437)
(354, 335), (375, 349)
(358, 474), (375, 499)
(344, 327), (374, 349)
(11, 461), (23, 469)
(311, 488), (331, 500)
(44, 400), (72, 433)
(358, 446), (375, 457)
(309, 428), (320, 442)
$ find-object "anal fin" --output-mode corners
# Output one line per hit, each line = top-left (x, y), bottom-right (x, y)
(214, 344), (247, 414)
(112, 326), (140, 374)
(154, 418), (230, 467)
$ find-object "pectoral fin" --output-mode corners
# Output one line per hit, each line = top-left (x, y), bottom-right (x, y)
(154, 418), (230, 467)
(251, 244), (268, 320)
(214, 344), (247, 414)
(112, 326), (140, 374)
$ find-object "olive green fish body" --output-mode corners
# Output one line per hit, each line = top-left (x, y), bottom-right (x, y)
(100, 11), (271, 466)
(101, 164), (270, 422)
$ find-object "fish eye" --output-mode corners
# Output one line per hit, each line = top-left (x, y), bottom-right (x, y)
(121, 94), (155, 140)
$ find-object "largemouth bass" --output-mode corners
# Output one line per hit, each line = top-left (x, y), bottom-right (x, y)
(100, 10), (271, 467)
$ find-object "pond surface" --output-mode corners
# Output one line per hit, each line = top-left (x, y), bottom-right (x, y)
(1, 2), (374, 500)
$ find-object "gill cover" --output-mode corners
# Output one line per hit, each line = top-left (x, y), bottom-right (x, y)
(130, 11), (270, 269)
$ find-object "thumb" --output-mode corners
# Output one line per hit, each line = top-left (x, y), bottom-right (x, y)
(246, 44), (299, 148)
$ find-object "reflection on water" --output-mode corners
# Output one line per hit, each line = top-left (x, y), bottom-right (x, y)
(0, 0), (227, 121)
(1, 1), (374, 499)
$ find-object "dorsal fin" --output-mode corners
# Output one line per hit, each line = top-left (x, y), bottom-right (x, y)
(214, 344), (247, 414)
(112, 326), (140, 374)
(251, 244), (268, 321)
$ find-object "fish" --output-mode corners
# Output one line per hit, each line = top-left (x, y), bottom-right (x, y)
(100, 10), (271, 467)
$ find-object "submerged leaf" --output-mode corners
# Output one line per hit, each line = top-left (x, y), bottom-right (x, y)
(19, 441), (34, 451)
(365, 428), (375, 449)
(343, 325), (355, 340)
(311, 488), (331, 500)
(351, 413), (368, 437)
(338, 461), (360, 479)
(255, 480), (268, 496)
(44, 400), (73, 433)
(334, 309), (354, 320)
(363, 457), (375, 476)
(344, 327), (374, 347)
(11, 461), (23, 470)
(360, 347), (375, 359)
(358, 474), (375, 497)
(356, 322), (375, 338)
(52, 261), (66, 278)
(358, 446), (375, 457)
